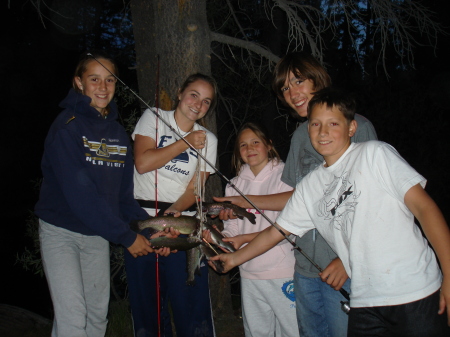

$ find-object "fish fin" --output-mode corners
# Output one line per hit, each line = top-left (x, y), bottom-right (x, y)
(247, 213), (257, 224)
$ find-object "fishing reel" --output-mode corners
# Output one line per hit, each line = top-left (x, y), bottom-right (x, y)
(340, 301), (350, 314)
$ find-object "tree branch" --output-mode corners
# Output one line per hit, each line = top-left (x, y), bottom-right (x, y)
(210, 31), (280, 64)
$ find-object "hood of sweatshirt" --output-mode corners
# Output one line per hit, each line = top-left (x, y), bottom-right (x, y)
(59, 88), (119, 122)
(238, 159), (283, 183)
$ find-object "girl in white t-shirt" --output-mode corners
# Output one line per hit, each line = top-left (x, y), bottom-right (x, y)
(125, 74), (218, 337)
(206, 122), (298, 337)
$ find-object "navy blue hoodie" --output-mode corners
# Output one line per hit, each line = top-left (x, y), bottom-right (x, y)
(35, 89), (148, 247)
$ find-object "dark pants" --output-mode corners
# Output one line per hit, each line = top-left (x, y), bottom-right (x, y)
(348, 290), (450, 337)
(124, 241), (215, 337)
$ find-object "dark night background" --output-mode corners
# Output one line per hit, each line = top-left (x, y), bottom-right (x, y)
(2, 0), (450, 321)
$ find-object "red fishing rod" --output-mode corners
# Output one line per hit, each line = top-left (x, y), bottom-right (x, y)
(87, 53), (351, 312)
(154, 54), (161, 337)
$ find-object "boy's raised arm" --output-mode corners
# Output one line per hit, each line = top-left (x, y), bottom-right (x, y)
(209, 224), (290, 273)
(404, 183), (450, 325)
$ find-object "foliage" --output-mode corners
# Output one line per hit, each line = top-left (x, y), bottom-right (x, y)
(105, 299), (134, 337)
(16, 211), (44, 277)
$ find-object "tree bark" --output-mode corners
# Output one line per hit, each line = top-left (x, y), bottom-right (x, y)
(131, 0), (233, 319)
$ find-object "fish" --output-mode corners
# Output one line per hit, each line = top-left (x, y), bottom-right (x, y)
(149, 236), (202, 251)
(203, 223), (236, 253)
(186, 245), (203, 286)
(135, 215), (200, 234)
(202, 202), (256, 224)
(200, 242), (225, 274)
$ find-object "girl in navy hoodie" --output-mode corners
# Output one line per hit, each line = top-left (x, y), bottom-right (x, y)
(35, 51), (176, 337)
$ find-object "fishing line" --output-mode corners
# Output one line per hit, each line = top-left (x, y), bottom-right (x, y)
(87, 53), (351, 307)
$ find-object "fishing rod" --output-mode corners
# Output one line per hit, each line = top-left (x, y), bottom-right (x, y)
(87, 53), (351, 310)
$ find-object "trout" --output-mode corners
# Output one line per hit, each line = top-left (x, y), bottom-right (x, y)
(204, 223), (236, 253)
(149, 236), (201, 251)
(135, 215), (199, 234)
(186, 245), (203, 286)
(202, 202), (256, 224)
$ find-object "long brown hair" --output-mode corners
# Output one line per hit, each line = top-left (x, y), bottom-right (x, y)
(272, 52), (331, 109)
(231, 122), (281, 175)
(174, 73), (219, 127)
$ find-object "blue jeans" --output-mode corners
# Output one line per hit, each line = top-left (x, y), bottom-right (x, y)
(294, 271), (350, 337)
(124, 235), (215, 337)
(348, 290), (450, 336)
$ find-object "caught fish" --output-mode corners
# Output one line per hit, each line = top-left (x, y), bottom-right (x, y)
(203, 223), (236, 253)
(150, 236), (201, 251)
(135, 215), (200, 234)
(200, 242), (225, 274)
(202, 202), (256, 224)
(186, 245), (203, 286)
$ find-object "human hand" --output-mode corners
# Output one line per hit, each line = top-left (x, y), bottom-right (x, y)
(438, 276), (450, 325)
(150, 227), (181, 239)
(202, 228), (214, 244)
(208, 252), (237, 273)
(164, 208), (181, 217)
(127, 233), (153, 258)
(184, 130), (206, 149)
(319, 257), (349, 291)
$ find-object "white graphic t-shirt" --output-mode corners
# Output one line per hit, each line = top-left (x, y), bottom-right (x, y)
(277, 141), (442, 308)
(132, 109), (217, 205)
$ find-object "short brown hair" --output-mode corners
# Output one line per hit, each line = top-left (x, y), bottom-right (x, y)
(307, 87), (356, 123)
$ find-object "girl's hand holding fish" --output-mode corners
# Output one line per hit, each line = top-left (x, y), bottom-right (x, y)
(213, 196), (249, 210)
(208, 252), (237, 274)
(127, 233), (155, 258)
(164, 209), (182, 217)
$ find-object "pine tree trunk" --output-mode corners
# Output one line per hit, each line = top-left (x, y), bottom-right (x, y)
(131, 0), (233, 319)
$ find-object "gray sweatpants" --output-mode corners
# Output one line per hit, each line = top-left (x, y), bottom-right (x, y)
(39, 219), (110, 337)
(241, 277), (300, 337)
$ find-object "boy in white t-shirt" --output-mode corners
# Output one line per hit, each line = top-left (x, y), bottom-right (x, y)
(211, 87), (450, 336)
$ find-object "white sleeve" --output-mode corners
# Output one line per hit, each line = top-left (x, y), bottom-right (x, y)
(132, 108), (158, 141)
(276, 182), (315, 237)
(371, 142), (426, 202)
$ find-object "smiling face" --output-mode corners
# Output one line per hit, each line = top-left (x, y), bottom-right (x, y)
(238, 128), (271, 176)
(74, 59), (116, 116)
(308, 103), (357, 167)
(281, 71), (315, 118)
(176, 79), (214, 125)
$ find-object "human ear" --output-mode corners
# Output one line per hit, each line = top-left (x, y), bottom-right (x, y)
(75, 77), (83, 91)
(349, 120), (358, 137)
